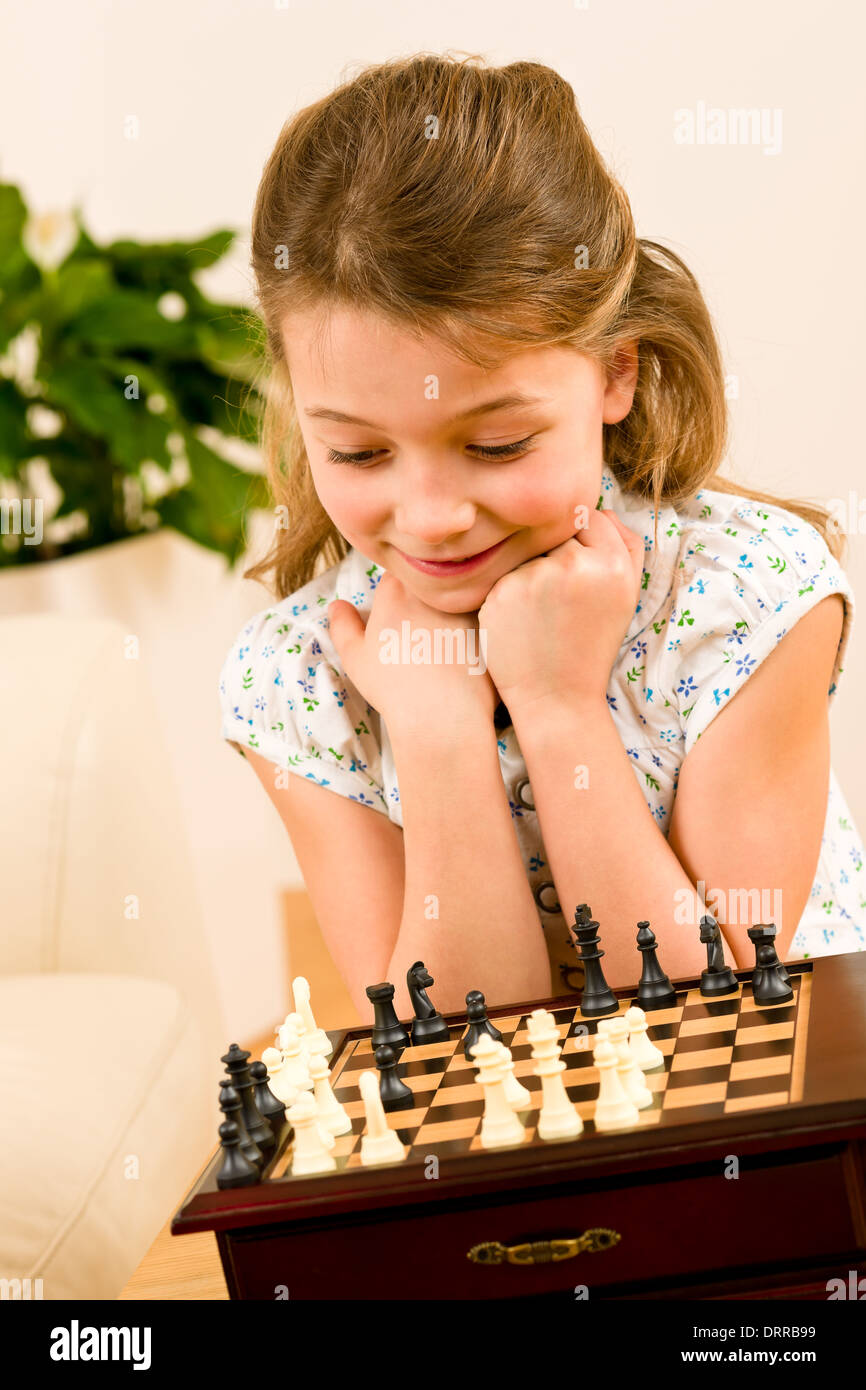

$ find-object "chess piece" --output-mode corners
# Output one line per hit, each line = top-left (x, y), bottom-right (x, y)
(407, 961), (450, 1044)
(527, 1010), (583, 1141)
(216, 1119), (259, 1190)
(358, 1071), (408, 1165)
(374, 1043), (415, 1112)
(366, 983), (411, 1054)
(462, 990), (503, 1058)
(283, 1010), (314, 1058)
(221, 1044), (274, 1151)
(752, 943), (794, 1006)
(308, 1053), (352, 1135)
(623, 1005), (664, 1070)
(571, 913), (618, 1017)
(288, 1092), (337, 1176)
(493, 1041), (532, 1111)
(601, 1018), (653, 1109)
(592, 1038), (640, 1131)
(249, 1058), (287, 1137)
(262, 1045), (301, 1105)
(275, 1022), (314, 1090)
(292, 976), (333, 1057)
(218, 1081), (263, 1168)
(747, 924), (790, 985)
(635, 923), (677, 1010)
(699, 914), (738, 996)
(470, 1034), (526, 1149)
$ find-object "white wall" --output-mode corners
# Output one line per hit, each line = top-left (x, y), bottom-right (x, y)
(2, 0), (863, 1036)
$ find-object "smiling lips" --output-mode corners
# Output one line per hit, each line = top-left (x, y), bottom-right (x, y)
(397, 537), (510, 576)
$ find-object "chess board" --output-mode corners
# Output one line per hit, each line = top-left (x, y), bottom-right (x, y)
(268, 969), (812, 1179)
(172, 955), (866, 1301)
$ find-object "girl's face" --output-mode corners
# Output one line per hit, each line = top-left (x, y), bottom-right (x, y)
(282, 305), (637, 615)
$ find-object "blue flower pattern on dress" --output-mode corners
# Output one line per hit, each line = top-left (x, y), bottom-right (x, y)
(217, 464), (865, 961)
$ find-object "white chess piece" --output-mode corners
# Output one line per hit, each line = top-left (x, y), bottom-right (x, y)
(358, 1071), (407, 1165)
(276, 1021), (313, 1089)
(283, 1010), (314, 1059)
(263, 1047), (333, 1147)
(292, 976), (333, 1058)
(493, 1041), (531, 1111)
(624, 1006), (664, 1070)
(288, 1092), (337, 1175)
(528, 1010), (583, 1141)
(470, 1034), (526, 1149)
(592, 1038), (640, 1131)
(308, 1053), (352, 1135)
(606, 1017), (653, 1109)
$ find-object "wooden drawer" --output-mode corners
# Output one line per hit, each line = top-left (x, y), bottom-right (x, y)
(220, 1144), (864, 1299)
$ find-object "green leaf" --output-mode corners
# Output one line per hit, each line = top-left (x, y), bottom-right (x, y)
(64, 289), (199, 352)
(158, 432), (261, 560)
(40, 358), (173, 469)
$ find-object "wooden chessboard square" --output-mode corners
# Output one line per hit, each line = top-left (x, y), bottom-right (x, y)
(415, 1115), (482, 1145)
(430, 1080), (481, 1107)
(737, 1003), (796, 1029)
(735, 1020), (795, 1046)
(468, 1126), (534, 1153)
(729, 1053), (793, 1083)
(665, 1072), (730, 1100)
(670, 1045), (734, 1072)
(724, 1090), (790, 1114)
(679, 1011), (740, 1038)
(681, 995), (740, 1021)
(399, 1056), (453, 1081)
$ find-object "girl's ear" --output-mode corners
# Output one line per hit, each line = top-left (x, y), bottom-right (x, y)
(602, 339), (639, 424)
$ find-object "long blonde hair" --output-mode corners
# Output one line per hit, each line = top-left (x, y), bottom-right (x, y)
(241, 51), (845, 598)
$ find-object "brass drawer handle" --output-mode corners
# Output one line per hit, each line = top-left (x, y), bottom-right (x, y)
(467, 1228), (620, 1266)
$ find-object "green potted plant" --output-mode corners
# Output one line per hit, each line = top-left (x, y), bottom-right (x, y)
(0, 180), (268, 567)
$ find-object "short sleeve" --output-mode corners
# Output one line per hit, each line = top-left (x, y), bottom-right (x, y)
(656, 501), (856, 757)
(217, 604), (390, 815)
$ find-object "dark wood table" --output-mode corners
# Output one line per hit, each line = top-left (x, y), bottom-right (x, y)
(172, 954), (866, 1299)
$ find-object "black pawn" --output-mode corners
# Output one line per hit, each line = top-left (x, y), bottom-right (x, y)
(218, 1081), (262, 1168)
(635, 922), (677, 1010)
(374, 1043), (415, 1112)
(222, 1043), (273, 1151)
(366, 983), (411, 1054)
(216, 1119), (259, 1190)
(250, 1059), (287, 1139)
(747, 924), (790, 984)
(752, 943), (794, 1006)
(407, 961), (451, 1044)
(463, 990), (503, 1058)
(699, 914), (738, 996)
(572, 914), (618, 1017)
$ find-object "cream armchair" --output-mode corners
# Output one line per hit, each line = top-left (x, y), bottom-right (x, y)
(0, 613), (224, 1299)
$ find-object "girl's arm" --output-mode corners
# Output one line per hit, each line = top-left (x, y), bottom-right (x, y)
(511, 594), (845, 982)
(383, 706), (552, 1016)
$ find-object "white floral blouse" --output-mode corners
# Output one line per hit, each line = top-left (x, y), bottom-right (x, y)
(219, 462), (865, 992)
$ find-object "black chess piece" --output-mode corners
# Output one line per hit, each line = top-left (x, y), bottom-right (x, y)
(752, 943), (794, 1006)
(222, 1043), (274, 1150)
(407, 961), (450, 1044)
(374, 1043), (415, 1112)
(462, 990), (503, 1058)
(366, 983), (411, 1053)
(747, 924), (790, 984)
(216, 1118), (260, 1190)
(218, 1080), (262, 1168)
(635, 922), (678, 1010)
(249, 1058), (288, 1138)
(698, 914), (739, 996)
(571, 912), (618, 1017)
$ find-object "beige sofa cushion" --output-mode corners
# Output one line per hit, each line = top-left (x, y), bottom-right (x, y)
(0, 973), (215, 1300)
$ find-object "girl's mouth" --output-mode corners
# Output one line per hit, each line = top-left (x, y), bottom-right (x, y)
(395, 536), (510, 577)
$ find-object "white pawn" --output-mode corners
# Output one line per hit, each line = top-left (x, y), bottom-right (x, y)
(292, 976), (332, 1058)
(276, 1021), (313, 1089)
(288, 1092), (336, 1175)
(606, 1017), (653, 1109)
(262, 1047), (333, 1148)
(308, 1053), (352, 1135)
(471, 1034), (526, 1149)
(528, 1010), (583, 1141)
(592, 1038), (640, 1131)
(283, 1010), (313, 1059)
(358, 1071), (407, 1166)
(494, 1041), (531, 1111)
(624, 1005), (664, 1070)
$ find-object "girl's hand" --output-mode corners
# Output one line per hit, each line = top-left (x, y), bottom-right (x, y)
(476, 507), (645, 714)
(327, 573), (499, 732)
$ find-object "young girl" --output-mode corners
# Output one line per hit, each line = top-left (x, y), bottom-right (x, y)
(219, 53), (864, 1020)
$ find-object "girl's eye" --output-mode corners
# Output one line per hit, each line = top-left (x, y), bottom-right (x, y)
(325, 434), (538, 467)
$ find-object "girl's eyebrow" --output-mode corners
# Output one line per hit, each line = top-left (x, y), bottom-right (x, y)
(304, 391), (551, 430)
